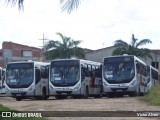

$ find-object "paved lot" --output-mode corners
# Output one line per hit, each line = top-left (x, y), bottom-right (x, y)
(0, 95), (160, 120)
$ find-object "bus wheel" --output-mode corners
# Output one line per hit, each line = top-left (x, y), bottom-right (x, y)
(42, 88), (47, 100)
(16, 97), (22, 101)
(84, 86), (89, 99)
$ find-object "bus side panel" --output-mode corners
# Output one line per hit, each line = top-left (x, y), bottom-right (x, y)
(81, 77), (102, 96)
(35, 76), (49, 96)
(80, 77), (89, 95)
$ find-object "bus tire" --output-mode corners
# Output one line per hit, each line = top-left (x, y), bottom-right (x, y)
(16, 97), (22, 101)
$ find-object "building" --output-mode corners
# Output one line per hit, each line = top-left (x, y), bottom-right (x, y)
(0, 41), (43, 68)
(85, 46), (160, 74)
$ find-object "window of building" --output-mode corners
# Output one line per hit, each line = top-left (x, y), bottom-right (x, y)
(151, 61), (159, 69)
(21, 50), (32, 57)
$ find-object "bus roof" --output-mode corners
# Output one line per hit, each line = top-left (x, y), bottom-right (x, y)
(7, 61), (50, 66)
(148, 65), (158, 72)
(51, 59), (101, 65)
(103, 55), (146, 65)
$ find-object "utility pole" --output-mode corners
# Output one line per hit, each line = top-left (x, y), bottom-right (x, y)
(39, 33), (49, 49)
(39, 33), (49, 61)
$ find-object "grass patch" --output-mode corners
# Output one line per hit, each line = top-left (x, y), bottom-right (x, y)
(142, 86), (160, 105)
(0, 104), (46, 120)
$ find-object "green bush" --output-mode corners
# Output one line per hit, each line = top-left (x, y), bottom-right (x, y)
(142, 86), (160, 105)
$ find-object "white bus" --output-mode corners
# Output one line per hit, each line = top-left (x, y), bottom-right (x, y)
(146, 65), (159, 92)
(49, 59), (102, 99)
(102, 55), (148, 97)
(5, 61), (50, 101)
(0, 67), (6, 94)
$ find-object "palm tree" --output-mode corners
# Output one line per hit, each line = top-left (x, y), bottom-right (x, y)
(43, 32), (85, 60)
(5, 0), (81, 13)
(113, 34), (152, 60)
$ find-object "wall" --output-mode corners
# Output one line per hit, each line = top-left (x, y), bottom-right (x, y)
(0, 41), (43, 68)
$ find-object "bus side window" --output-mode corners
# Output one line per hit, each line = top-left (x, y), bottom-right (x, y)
(81, 64), (89, 81)
(40, 66), (45, 78)
(40, 66), (48, 79)
(2, 69), (5, 80)
(88, 65), (92, 77)
(95, 66), (101, 78)
(45, 66), (49, 79)
(136, 62), (140, 73)
(35, 68), (41, 84)
(92, 65), (96, 77)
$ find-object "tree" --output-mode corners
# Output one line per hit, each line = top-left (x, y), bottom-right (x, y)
(112, 34), (152, 60)
(43, 32), (85, 60)
(5, 0), (81, 13)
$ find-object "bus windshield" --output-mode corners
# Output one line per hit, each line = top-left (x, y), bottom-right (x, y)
(50, 60), (80, 86)
(103, 58), (135, 83)
(6, 63), (34, 88)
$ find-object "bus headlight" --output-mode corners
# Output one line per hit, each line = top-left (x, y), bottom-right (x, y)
(130, 80), (136, 87)
(5, 87), (10, 92)
(74, 84), (80, 90)
(49, 84), (54, 90)
(103, 82), (108, 87)
(29, 85), (34, 91)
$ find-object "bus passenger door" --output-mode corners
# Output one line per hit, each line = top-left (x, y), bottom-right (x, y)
(35, 68), (41, 96)
(81, 64), (89, 95)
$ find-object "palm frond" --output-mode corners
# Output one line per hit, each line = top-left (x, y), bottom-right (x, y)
(60, 0), (81, 13)
(131, 34), (138, 47)
(137, 48), (152, 60)
(6, 0), (24, 10)
(43, 32), (84, 60)
(73, 40), (82, 46)
(43, 40), (60, 50)
(56, 32), (64, 40)
(112, 47), (128, 55)
(112, 34), (152, 60)
(136, 39), (152, 48)
(114, 40), (128, 47)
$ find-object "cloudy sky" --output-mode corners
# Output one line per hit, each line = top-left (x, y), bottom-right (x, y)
(0, 0), (160, 50)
